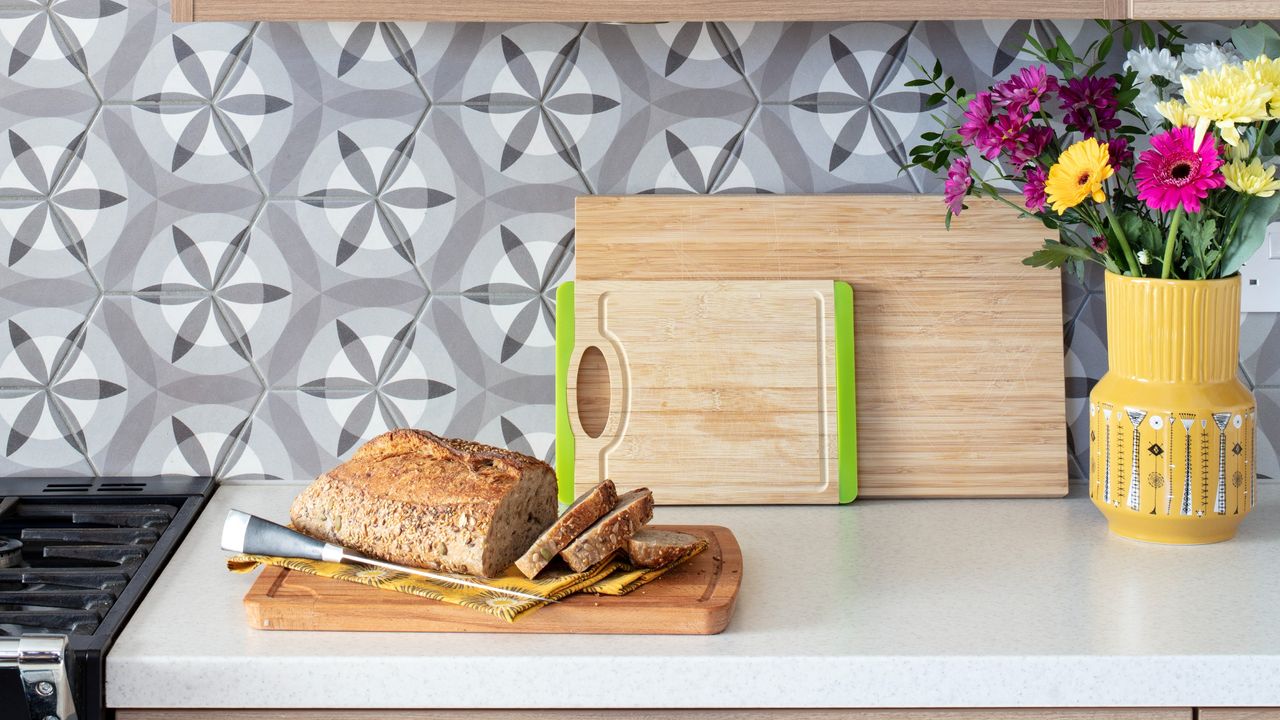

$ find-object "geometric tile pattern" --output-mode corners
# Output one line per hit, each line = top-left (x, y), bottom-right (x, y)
(1, 11), (1276, 483)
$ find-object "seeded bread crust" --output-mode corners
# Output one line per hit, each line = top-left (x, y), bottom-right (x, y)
(289, 429), (557, 577)
(515, 480), (618, 579)
(627, 529), (700, 568)
(559, 488), (654, 572)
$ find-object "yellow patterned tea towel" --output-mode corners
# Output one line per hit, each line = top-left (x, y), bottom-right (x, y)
(228, 554), (622, 622)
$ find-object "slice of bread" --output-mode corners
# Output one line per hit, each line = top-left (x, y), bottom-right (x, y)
(559, 488), (653, 572)
(627, 528), (700, 568)
(515, 480), (618, 579)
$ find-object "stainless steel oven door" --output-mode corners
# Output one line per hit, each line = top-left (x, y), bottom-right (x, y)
(0, 635), (77, 720)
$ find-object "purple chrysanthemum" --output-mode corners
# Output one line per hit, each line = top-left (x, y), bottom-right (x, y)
(944, 155), (973, 215)
(1009, 125), (1054, 166)
(1090, 235), (1109, 254)
(994, 65), (1058, 114)
(1022, 166), (1048, 212)
(1107, 137), (1134, 169)
(1058, 76), (1121, 138)
(984, 111), (1032, 161)
(958, 91), (998, 154)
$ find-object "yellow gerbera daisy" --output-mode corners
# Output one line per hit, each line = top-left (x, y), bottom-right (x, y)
(1242, 55), (1280, 116)
(1155, 99), (1199, 128)
(1223, 158), (1280, 197)
(1181, 64), (1271, 148)
(1045, 138), (1114, 215)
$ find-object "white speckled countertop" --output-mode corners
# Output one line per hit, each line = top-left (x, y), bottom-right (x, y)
(106, 483), (1280, 710)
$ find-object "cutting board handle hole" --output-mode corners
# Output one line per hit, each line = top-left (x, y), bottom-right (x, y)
(577, 345), (610, 439)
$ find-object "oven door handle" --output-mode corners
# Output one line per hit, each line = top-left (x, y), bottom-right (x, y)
(0, 635), (77, 720)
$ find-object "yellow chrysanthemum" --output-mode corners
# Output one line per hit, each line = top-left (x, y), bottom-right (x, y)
(1228, 140), (1252, 162)
(1223, 158), (1280, 197)
(1045, 138), (1114, 215)
(1243, 55), (1280, 116)
(1181, 64), (1272, 148)
(1155, 99), (1199, 128)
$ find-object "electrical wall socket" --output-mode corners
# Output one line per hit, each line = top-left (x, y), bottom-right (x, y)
(1240, 221), (1280, 314)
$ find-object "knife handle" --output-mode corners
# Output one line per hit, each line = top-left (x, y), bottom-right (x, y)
(221, 509), (344, 562)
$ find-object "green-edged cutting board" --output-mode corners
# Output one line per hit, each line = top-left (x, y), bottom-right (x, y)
(557, 279), (856, 505)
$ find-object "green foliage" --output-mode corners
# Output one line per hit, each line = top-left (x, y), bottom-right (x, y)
(1119, 211), (1162, 259)
(1220, 193), (1280, 276)
(1023, 240), (1096, 271)
(1179, 211), (1220, 279)
(1231, 23), (1280, 62)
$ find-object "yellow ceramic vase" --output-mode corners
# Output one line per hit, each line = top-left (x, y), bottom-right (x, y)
(1089, 272), (1257, 544)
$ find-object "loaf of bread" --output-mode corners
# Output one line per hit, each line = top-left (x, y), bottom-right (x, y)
(560, 488), (653, 572)
(515, 480), (618, 579)
(289, 429), (558, 577)
(627, 529), (700, 568)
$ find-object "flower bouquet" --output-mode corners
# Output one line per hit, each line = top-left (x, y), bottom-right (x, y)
(909, 21), (1280, 281)
(910, 21), (1274, 543)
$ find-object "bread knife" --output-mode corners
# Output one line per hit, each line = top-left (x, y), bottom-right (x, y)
(221, 509), (556, 603)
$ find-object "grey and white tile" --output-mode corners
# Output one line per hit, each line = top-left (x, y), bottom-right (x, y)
(253, 200), (428, 387)
(0, 116), (129, 280)
(0, 305), (127, 473)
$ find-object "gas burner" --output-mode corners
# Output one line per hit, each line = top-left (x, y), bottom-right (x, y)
(0, 538), (20, 569)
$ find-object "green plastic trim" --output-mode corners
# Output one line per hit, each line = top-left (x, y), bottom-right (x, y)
(834, 280), (858, 504)
(554, 281), (576, 505)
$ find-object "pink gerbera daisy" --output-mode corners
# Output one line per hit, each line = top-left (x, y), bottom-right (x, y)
(944, 156), (973, 215)
(1135, 126), (1225, 213)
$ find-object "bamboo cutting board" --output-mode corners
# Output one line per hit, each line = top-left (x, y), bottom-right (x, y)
(573, 195), (1066, 499)
(242, 525), (741, 634)
(559, 279), (855, 505)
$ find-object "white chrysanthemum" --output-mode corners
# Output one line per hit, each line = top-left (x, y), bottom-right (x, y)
(1125, 47), (1186, 81)
(1135, 83), (1165, 118)
(1137, 249), (1153, 266)
(1182, 43), (1242, 72)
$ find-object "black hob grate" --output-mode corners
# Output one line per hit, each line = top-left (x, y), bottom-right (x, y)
(0, 476), (214, 720)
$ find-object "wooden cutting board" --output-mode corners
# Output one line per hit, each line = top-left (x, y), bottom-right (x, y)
(242, 525), (741, 634)
(573, 195), (1066, 499)
(559, 279), (856, 505)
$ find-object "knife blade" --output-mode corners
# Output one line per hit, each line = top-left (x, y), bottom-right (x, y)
(221, 509), (555, 604)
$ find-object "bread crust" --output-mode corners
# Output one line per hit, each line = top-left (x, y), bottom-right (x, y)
(515, 480), (618, 578)
(290, 429), (557, 577)
(560, 489), (654, 572)
(627, 529), (700, 568)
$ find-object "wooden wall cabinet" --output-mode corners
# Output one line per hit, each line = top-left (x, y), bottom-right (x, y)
(172, 0), (1129, 23)
(1129, 1), (1280, 18)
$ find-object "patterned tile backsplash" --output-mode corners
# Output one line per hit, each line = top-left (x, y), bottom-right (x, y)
(0, 5), (1276, 483)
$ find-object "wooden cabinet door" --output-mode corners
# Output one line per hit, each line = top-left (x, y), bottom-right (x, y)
(1131, 0), (1280, 17)
(172, 0), (1127, 22)
(1199, 711), (1280, 720)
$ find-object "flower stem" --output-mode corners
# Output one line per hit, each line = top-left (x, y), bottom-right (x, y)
(1161, 205), (1185, 280)
(1210, 194), (1252, 278)
(1100, 201), (1141, 276)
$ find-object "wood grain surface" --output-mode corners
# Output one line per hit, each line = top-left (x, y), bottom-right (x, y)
(1199, 711), (1280, 720)
(567, 280), (843, 504)
(243, 525), (740, 634)
(575, 195), (1066, 498)
(172, 0), (1126, 22)
(117, 708), (1194, 719)
(1130, 1), (1280, 17)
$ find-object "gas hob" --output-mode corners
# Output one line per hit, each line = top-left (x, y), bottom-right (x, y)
(0, 476), (214, 720)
